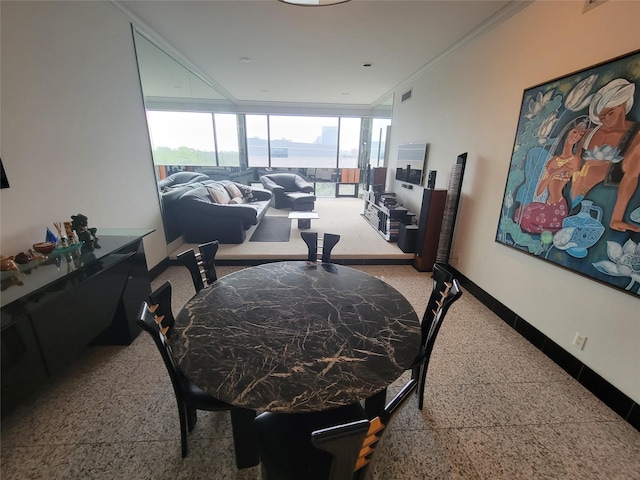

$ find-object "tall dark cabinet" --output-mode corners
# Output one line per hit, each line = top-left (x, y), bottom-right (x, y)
(413, 189), (447, 272)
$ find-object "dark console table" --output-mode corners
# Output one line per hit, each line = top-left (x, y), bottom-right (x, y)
(1, 230), (153, 417)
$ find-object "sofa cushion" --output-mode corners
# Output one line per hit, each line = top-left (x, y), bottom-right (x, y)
(219, 180), (255, 201)
(224, 182), (243, 199)
(158, 171), (209, 191)
(207, 184), (231, 204)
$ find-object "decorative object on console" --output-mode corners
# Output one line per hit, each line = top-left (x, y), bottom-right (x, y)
(495, 49), (640, 297)
(436, 153), (467, 265)
(32, 242), (56, 255)
(0, 256), (19, 272)
(53, 222), (70, 248)
(71, 213), (100, 251)
(45, 227), (58, 244)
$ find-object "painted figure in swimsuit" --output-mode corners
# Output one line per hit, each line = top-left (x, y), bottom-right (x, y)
(515, 119), (587, 234)
(571, 78), (640, 232)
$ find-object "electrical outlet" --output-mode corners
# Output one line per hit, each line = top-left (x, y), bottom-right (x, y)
(573, 332), (587, 350)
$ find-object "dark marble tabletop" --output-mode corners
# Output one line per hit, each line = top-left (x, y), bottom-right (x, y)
(171, 261), (420, 413)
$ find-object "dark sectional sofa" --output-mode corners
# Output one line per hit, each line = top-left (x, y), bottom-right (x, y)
(158, 172), (272, 244)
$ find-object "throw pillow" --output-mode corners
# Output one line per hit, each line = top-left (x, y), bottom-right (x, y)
(207, 185), (230, 204)
(228, 197), (246, 204)
(236, 184), (255, 201)
(225, 182), (243, 199)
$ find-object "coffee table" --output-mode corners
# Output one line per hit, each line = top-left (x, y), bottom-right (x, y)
(288, 211), (319, 229)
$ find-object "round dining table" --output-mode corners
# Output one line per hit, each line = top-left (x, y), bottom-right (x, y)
(171, 261), (421, 413)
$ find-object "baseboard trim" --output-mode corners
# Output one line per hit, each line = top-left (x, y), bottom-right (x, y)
(452, 268), (639, 432)
(148, 257), (170, 280)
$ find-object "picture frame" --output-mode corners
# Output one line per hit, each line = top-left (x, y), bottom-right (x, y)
(495, 49), (640, 297)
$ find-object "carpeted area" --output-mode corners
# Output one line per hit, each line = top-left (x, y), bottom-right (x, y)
(171, 197), (415, 262)
(249, 216), (291, 242)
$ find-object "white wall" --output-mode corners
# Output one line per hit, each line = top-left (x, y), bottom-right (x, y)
(388, 0), (640, 402)
(0, 1), (167, 269)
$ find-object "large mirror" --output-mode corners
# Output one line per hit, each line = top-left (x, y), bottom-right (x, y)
(361, 95), (393, 192)
(132, 28), (239, 244)
(132, 27), (394, 245)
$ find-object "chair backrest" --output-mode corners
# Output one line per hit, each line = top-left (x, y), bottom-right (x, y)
(147, 280), (175, 338)
(261, 173), (313, 192)
(199, 240), (219, 283)
(419, 274), (462, 366)
(311, 379), (417, 480)
(301, 232), (340, 263)
(177, 240), (219, 292)
(420, 263), (454, 347)
(137, 299), (185, 405)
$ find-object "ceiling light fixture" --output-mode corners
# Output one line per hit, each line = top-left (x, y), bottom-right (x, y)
(278, 0), (351, 6)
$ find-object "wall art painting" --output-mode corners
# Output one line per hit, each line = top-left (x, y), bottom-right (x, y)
(496, 50), (640, 297)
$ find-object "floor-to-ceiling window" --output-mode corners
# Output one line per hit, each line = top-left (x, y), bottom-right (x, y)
(146, 108), (382, 197)
(146, 111), (240, 176)
(244, 114), (365, 196)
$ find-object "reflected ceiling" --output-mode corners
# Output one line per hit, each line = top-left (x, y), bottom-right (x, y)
(118, 0), (524, 107)
(134, 31), (229, 103)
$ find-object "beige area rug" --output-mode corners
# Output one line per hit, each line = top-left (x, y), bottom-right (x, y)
(172, 197), (413, 261)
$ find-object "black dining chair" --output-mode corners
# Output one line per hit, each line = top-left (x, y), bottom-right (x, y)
(410, 263), (462, 409)
(301, 231), (340, 263)
(137, 282), (237, 458)
(253, 379), (417, 480)
(176, 240), (219, 292)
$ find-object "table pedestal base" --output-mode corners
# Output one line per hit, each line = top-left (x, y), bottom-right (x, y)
(230, 409), (259, 468)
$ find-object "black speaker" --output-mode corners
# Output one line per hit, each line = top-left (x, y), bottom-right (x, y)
(427, 170), (436, 189)
(398, 224), (418, 253)
(413, 188), (447, 272)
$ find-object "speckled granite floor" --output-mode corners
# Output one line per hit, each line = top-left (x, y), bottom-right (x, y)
(2, 265), (639, 479)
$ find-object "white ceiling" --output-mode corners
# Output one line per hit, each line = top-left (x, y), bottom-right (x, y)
(117, 0), (524, 108)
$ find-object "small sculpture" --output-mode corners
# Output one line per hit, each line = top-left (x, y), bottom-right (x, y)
(71, 213), (99, 251)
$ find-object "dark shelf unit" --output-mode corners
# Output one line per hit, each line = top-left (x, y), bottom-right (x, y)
(363, 190), (408, 242)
